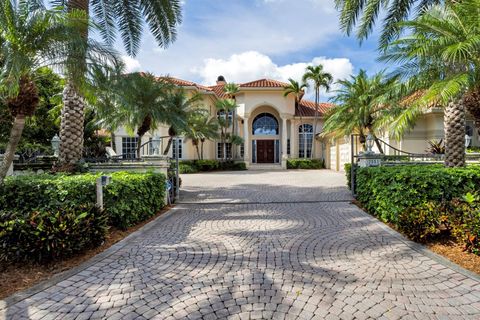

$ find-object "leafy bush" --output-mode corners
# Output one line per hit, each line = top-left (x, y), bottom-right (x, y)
(344, 163), (356, 189)
(0, 206), (108, 263)
(0, 171), (166, 230)
(448, 193), (480, 254)
(178, 160), (246, 173)
(397, 202), (449, 242)
(355, 165), (480, 222)
(287, 158), (325, 169)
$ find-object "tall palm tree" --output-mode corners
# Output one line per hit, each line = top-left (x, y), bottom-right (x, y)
(0, 2), (112, 181)
(183, 110), (219, 160)
(381, 0), (480, 167)
(162, 90), (203, 156)
(223, 83), (240, 158)
(334, 0), (440, 47)
(302, 65), (333, 158)
(284, 78), (307, 157)
(55, 0), (182, 168)
(322, 70), (400, 153)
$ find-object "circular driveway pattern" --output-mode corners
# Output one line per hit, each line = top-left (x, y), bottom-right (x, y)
(2, 170), (480, 319)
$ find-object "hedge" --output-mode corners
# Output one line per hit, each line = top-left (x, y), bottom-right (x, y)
(352, 165), (480, 253)
(287, 158), (325, 169)
(0, 171), (166, 230)
(178, 160), (246, 174)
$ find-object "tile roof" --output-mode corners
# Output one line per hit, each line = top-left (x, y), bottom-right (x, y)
(208, 84), (229, 99)
(160, 76), (212, 92)
(296, 100), (334, 117)
(239, 78), (290, 88)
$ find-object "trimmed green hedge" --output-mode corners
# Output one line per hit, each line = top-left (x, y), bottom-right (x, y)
(179, 160), (246, 174)
(287, 158), (325, 169)
(0, 171), (166, 230)
(0, 206), (108, 263)
(355, 165), (480, 223)
(353, 165), (480, 253)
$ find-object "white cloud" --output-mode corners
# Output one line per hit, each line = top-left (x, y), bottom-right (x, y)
(192, 51), (353, 99)
(122, 55), (141, 72)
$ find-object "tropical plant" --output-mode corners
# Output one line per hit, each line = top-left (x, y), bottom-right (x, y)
(381, 0), (480, 167)
(54, 0), (182, 168)
(0, 2), (113, 182)
(302, 65), (333, 158)
(183, 110), (219, 160)
(426, 139), (445, 155)
(334, 0), (439, 47)
(162, 90), (203, 156)
(284, 78), (307, 157)
(323, 70), (397, 153)
(215, 98), (238, 161)
(223, 83), (239, 158)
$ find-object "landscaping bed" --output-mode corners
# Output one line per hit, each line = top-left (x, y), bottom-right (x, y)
(287, 158), (325, 169)
(179, 160), (246, 174)
(349, 165), (480, 273)
(0, 171), (166, 264)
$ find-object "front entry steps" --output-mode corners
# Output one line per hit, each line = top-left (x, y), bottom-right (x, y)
(248, 163), (285, 171)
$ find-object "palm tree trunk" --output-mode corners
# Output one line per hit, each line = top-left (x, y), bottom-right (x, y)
(57, 0), (89, 169)
(0, 115), (26, 183)
(444, 98), (466, 167)
(200, 140), (205, 160)
(195, 144), (201, 160)
(312, 89), (319, 159)
(163, 137), (173, 156)
(136, 134), (144, 159)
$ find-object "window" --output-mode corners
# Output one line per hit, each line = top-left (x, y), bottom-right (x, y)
(122, 137), (138, 159)
(240, 143), (244, 158)
(217, 142), (232, 159)
(252, 113), (278, 135)
(299, 124), (313, 158)
(172, 138), (183, 159)
(217, 110), (233, 126)
(287, 139), (291, 155)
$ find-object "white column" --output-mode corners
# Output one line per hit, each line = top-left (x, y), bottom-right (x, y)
(290, 120), (296, 158)
(243, 117), (249, 165)
(281, 117), (288, 168)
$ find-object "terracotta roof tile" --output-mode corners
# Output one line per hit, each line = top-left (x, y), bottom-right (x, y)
(208, 84), (229, 98)
(160, 76), (212, 92)
(296, 100), (334, 117)
(239, 78), (290, 88)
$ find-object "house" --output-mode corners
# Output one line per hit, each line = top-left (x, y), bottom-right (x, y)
(112, 75), (480, 171)
(113, 75), (333, 169)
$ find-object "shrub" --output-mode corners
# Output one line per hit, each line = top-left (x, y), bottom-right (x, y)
(178, 160), (246, 173)
(344, 163), (356, 189)
(179, 161), (198, 174)
(219, 160), (247, 171)
(448, 194), (480, 254)
(195, 159), (220, 171)
(0, 206), (108, 263)
(397, 202), (449, 242)
(0, 171), (166, 230)
(355, 165), (480, 222)
(287, 159), (325, 169)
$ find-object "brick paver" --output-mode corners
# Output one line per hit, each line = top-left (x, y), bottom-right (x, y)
(1, 170), (480, 319)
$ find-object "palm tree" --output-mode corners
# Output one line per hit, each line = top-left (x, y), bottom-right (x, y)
(381, 0), (480, 167)
(284, 78), (307, 157)
(0, 2), (112, 181)
(55, 0), (182, 168)
(302, 65), (333, 158)
(215, 98), (238, 161)
(183, 110), (219, 160)
(322, 70), (400, 153)
(334, 0), (439, 47)
(162, 90), (203, 156)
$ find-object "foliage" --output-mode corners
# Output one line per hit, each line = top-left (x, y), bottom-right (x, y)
(0, 171), (166, 230)
(182, 109), (219, 160)
(344, 163), (355, 190)
(467, 147), (480, 154)
(449, 194), (480, 254)
(398, 201), (448, 242)
(286, 159), (325, 169)
(426, 139), (445, 155)
(0, 205), (108, 263)
(179, 160), (246, 174)
(355, 165), (480, 222)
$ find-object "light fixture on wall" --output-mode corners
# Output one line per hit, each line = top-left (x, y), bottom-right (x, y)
(366, 133), (374, 152)
(465, 134), (472, 148)
(151, 135), (161, 155)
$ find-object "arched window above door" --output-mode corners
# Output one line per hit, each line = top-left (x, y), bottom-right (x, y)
(252, 113), (279, 135)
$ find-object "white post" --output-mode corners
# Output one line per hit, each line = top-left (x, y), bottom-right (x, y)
(290, 120), (295, 158)
(243, 117), (249, 165)
(282, 117), (288, 168)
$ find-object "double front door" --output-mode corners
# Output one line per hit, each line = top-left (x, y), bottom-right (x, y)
(256, 140), (275, 163)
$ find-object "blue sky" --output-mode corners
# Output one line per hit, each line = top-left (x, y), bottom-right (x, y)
(118, 0), (384, 101)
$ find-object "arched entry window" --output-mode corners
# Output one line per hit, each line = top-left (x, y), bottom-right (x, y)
(252, 113), (278, 135)
(299, 124), (313, 158)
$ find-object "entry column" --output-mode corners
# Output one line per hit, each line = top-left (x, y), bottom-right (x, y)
(243, 116), (249, 166)
(281, 116), (288, 169)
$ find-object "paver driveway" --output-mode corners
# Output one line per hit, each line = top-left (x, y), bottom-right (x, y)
(2, 170), (480, 320)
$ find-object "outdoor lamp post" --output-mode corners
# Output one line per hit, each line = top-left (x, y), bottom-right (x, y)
(366, 133), (375, 153)
(51, 134), (60, 157)
(152, 135), (161, 155)
(465, 134), (472, 148)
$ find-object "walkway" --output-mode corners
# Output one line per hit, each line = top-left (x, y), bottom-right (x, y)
(2, 170), (480, 319)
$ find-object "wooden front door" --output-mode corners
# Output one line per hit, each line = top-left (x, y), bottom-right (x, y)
(257, 140), (275, 163)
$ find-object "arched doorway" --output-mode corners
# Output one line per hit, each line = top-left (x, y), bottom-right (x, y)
(252, 113), (280, 163)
